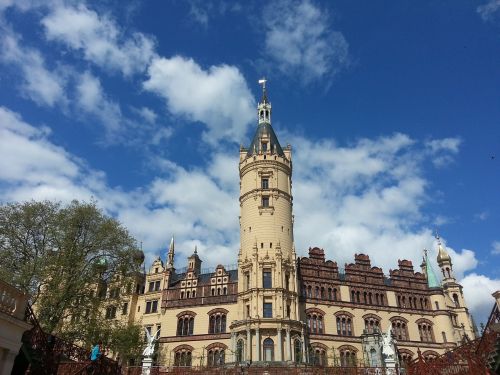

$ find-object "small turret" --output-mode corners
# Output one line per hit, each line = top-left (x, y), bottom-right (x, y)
(436, 234), (454, 281)
(188, 246), (202, 275)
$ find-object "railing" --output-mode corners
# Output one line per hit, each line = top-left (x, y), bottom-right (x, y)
(164, 294), (238, 308)
(0, 278), (28, 320)
(123, 366), (400, 375)
(22, 304), (120, 374)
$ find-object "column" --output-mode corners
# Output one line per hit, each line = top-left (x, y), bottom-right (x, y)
(277, 328), (283, 361)
(231, 332), (236, 362)
(301, 334), (307, 363)
(1, 350), (18, 375)
(246, 327), (251, 361)
(256, 328), (261, 361)
(286, 328), (291, 362)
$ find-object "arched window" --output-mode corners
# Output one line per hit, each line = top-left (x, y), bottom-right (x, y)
(333, 288), (338, 301)
(417, 319), (434, 342)
(328, 288), (332, 300)
(339, 346), (357, 367)
(307, 285), (312, 298)
(294, 339), (302, 363)
(174, 345), (193, 367)
(453, 293), (460, 307)
(208, 309), (228, 334)
(177, 312), (195, 336)
(446, 267), (451, 278)
(263, 338), (274, 361)
(391, 318), (409, 341)
(310, 344), (328, 366)
(398, 349), (414, 368)
(363, 314), (381, 333)
(206, 343), (227, 367)
(236, 339), (244, 362)
(336, 313), (354, 336)
(306, 309), (325, 334)
(320, 287), (325, 299)
(315, 286), (320, 298)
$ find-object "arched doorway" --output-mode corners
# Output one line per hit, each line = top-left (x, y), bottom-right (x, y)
(263, 338), (274, 361)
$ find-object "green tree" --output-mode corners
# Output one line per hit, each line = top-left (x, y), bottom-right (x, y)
(0, 200), (145, 358)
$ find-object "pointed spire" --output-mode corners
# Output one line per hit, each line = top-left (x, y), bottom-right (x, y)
(166, 235), (175, 269)
(424, 249), (440, 288)
(258, 78), (268, 103)
(194, 245), (198, 255)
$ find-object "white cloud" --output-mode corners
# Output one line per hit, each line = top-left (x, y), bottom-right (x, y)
(75, 71), (123, 135)
(262, 0), (349, 84)
(425, 137), (462, 168)
(461, 273), (500, 323)
(477, 0), (500, 21)
(143, 56), (255, 145)
(134, 107), (158, 124)
(0, 28), (67, 107)
(41, 3), (156, 76)
(492, 241), (500, 255)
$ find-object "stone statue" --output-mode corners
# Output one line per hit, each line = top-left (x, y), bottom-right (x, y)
(381, 326), (396, 359)
(381, 326), (397, 372)
(143, 328), (160, 358)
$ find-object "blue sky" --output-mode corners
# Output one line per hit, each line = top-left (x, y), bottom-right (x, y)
(0, 0), (499, 323)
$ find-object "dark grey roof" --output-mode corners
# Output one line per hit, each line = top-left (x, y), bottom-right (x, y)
(169, 269), (238, 287)
(246, 122), (285, 157)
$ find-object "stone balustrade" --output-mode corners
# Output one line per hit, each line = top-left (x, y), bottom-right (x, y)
(0, 279), (28, 320)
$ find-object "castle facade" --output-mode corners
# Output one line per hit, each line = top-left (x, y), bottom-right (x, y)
(120, 83), (475, 368)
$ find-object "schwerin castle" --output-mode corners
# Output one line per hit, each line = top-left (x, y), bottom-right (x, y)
(110, 83), (476, 369)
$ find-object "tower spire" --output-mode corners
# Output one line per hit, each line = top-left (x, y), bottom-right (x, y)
(423, 248), (440, 288)
(258, 78), (268, 103)
(167, 235), (175, 269)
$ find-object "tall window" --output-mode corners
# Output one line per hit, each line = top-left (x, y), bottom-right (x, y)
(263, 338), (274, 361)
(263, 303), (272, 318)
(263, 270), (272, 288)
(177, 314), (195, 336)
(307, 312), (324, 334)
(145, 300), (158, 314)
(236, 340), (244, 362)
(294, 339), (302, 363)
(336, 314), (353, 336)
(364, 316), (381, 333)
(207, 348), (225, 366)
(261, 178), (269, 189)
(174, 349), (192, 367)
(262, 196), (270, 207)
(339, 347), (357, 367)
(122, 302), (128, 315)
(391, 319), (409, 341)
(105, 306), (116, 319)
(208, 312), (227, 334)
(310, 346), (327, 366)
(417, 320), (434, 342)
(245, 272), (250, 290)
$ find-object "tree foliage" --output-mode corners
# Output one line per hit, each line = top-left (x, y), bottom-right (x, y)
(0, 200), (145, 359)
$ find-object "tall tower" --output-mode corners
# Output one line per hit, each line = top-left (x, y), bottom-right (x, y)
(230, 80), (305, 363)
(435, 235), (476, 340)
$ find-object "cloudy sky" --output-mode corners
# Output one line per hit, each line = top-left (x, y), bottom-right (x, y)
(0, 0), (499, 324)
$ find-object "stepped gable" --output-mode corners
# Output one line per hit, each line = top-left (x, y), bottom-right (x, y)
(389, 259), (428, 290)
(298, 247), (340, 281)
(345, 254), (385, 285)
